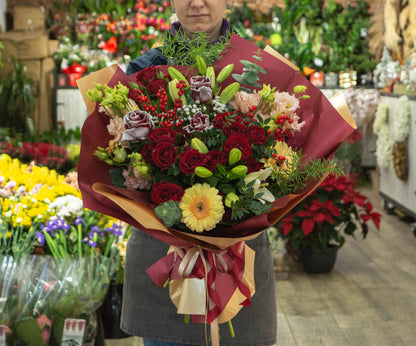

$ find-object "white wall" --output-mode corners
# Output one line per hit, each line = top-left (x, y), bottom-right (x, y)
(0, 0), (6, 32)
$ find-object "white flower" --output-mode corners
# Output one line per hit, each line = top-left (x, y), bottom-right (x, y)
(48, 195), (84, 217)
(244, 168), (275, 204)
(373, 102), (388, 135)
(375, 125), (393, 168)
(393, 96), (410, 142)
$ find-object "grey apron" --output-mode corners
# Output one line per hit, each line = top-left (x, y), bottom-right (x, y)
(121, 228), (277, 345)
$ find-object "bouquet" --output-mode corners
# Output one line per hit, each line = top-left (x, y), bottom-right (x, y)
(77, 34), (355, 341)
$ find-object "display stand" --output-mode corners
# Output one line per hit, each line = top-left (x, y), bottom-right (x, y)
(378, 93), (416, 219)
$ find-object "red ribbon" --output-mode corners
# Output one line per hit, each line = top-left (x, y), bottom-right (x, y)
(146, 241), (251, 324)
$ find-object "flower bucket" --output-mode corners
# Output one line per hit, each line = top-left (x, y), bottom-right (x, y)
(67, 73), (84, 87)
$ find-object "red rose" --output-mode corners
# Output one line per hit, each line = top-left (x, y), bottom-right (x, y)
(139, 66), (157, 81)
(245, 157), (263, 173)
(205, 150), (228, 171)
(148, 127), (177, 144)
(223, 122), (246, 138)
(151, 180), (184, 206)
(152, 142), (177, 171)
(223, 134), (252, 160)
(141, 143), (155, 163)
(245, 125), (266, 145)
(179, 149), (207, 174)
(147, 79), (167, 95)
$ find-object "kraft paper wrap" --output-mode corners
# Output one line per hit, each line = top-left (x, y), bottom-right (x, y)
(77, 34), (356, 329)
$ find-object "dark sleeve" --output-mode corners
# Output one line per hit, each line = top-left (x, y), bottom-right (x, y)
(126, 48), (168, 75)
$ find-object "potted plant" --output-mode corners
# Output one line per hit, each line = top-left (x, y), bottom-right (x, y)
(277, 174), (382, 273)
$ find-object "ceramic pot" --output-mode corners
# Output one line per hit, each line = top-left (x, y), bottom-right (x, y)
(300, 245), (338, 273)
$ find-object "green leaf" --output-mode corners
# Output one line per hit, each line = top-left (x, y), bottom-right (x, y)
(15, 318), (45, 346)
(109, 168), (125, 188)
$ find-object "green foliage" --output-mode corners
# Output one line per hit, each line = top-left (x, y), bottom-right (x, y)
(262, 0), (376, 73)
(0, 58), (38, 139)
(160, 31), (231, 68)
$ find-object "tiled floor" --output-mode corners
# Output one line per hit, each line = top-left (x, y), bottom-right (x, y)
(103, 184), (416, 346)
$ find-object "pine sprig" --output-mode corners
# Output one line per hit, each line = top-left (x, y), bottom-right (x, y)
(271, 151), (343, 197)
(160, 30), (231, 68)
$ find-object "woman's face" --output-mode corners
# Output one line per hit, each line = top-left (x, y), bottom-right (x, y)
(171, 0), (230, 41)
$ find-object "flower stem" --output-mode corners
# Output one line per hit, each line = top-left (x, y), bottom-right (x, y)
(228, 320), (235, 338)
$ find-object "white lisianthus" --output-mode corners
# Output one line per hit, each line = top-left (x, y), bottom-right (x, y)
(48, 195), (84, 217)
(244, 168), (275, 204)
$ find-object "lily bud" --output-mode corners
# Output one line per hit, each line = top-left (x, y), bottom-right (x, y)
(230, 165), (248, 176)
(168, 79), (180, 100)
(195, 166), (213, 178)
(228, 148), (242, 165)
(216, 64), (234, 83)
(225, 192), (239, 208)
(191, 137), (208, 154)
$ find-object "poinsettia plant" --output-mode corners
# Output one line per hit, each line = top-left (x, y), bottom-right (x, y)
(278, 174), (382, 252)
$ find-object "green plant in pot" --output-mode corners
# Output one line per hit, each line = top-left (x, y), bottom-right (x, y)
(277, 174), (382, 273)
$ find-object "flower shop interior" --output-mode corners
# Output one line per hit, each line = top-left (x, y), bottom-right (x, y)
(1, 0), (416, 345)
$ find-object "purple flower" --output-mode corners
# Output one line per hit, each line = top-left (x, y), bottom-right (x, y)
(75, 217), (86, 227)
(36, 231), (45, 246)
(90, 225), (103, 236)
(190, 76), (213, 104)
(105, 223), (123, 236)
(82, 236), (96, 247)
(183, 112), (212, 134)
(121, 109), (154, 141)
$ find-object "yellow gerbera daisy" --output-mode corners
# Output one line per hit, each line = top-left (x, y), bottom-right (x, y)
(179, 183), (224, 233)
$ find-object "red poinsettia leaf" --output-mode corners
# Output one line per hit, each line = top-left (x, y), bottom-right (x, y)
(302, 218), (315, 235)
(324, 214), (334, 224)
(313, 213), (326, 224)
(282, 222), (293, 236)
(365, 201), (373, 213)
(370, 212), (382, 229)
(360, 214), (371, 223)
(297, 210), (312, 217)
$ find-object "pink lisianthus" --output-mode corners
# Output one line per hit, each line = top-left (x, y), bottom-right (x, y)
(282, 113), (306, 133)
(123, 167), (152, 190)
(230, 90), (261, 114)
(273, 91), (300, 114)
(107, 116), (125, 142)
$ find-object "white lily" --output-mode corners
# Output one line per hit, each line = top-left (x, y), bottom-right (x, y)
(244, 168), (275, 204)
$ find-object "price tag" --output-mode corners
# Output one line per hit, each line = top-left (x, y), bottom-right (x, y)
(61, 318), (86, 346)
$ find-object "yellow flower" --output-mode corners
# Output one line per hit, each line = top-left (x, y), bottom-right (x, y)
(179, 183), (224, 233)
(265, 141), (296, 176)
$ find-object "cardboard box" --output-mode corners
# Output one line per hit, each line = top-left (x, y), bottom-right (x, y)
(13, 6), (45, 31)
(1, 30), (49, 60)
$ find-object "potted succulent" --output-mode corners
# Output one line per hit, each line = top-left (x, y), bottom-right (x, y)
(277, 174), (382, 273)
